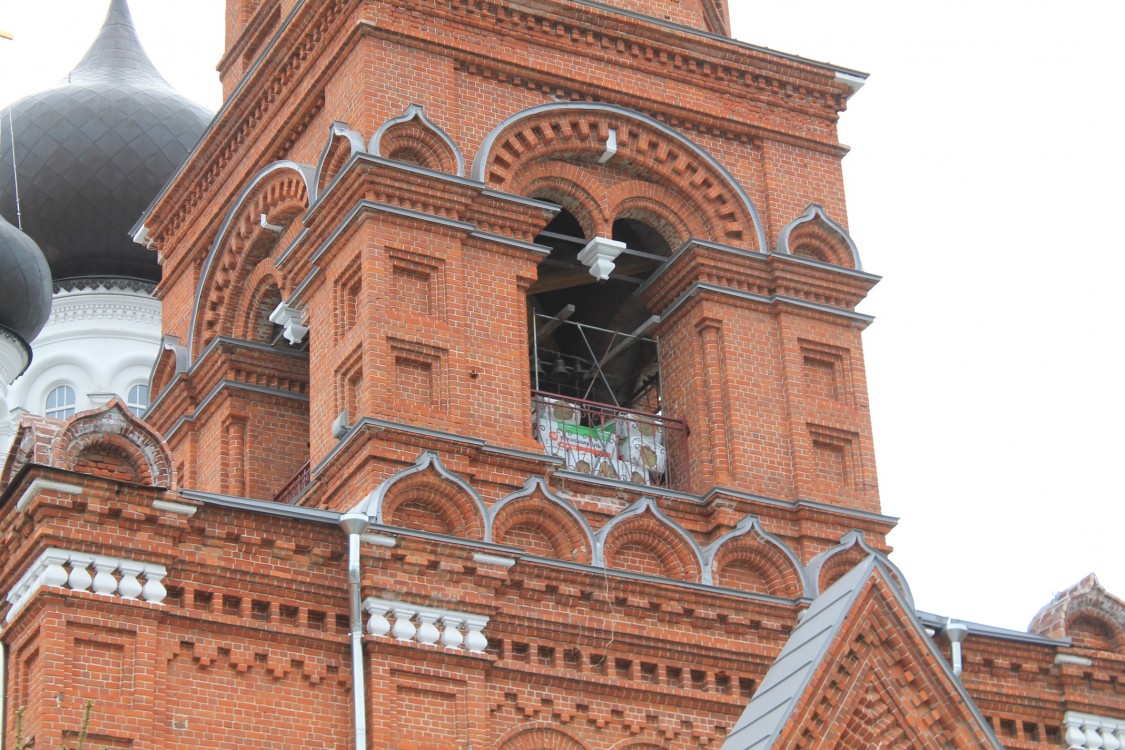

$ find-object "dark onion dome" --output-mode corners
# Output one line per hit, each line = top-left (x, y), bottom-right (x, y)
(0, 0), (212, 283)
(0, 214), (52, 344)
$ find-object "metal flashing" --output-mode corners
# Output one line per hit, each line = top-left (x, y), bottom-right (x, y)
(776, 204), (864, 271)
(701, 514), (810, 594)
(369, 104), (466, 177)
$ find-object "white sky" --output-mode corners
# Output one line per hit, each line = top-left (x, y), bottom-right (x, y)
(0, 0), (1121, 632)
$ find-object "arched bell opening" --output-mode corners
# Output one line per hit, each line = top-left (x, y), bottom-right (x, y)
(528, 205), (684, 488)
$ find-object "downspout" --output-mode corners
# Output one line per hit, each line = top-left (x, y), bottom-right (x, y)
(945, 619), (969, 678)
(339, 512), (370, 749)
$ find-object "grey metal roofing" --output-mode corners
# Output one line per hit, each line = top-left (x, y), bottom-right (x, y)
(0, 0), (212, 282)
(720, 556), (1002, 750)
(0, 214), (52, 344)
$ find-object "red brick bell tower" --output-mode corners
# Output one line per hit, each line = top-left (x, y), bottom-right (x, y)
(16, 1), (1101, 749)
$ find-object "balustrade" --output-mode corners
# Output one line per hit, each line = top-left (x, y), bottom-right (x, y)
(1066, 712), (1125, 750)
(363, 597), (488, 653)
(6, 548), (167, 620)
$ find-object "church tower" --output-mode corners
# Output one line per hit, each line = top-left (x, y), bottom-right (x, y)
(5, 2), (1122, 749)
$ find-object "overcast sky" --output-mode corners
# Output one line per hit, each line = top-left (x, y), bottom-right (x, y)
(0, 0), (1121, 633)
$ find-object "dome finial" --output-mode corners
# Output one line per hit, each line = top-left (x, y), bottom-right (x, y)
(68, 0), (169, 86)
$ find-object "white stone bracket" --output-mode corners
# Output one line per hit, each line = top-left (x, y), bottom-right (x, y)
(577, 237), (626, 281)
(362, 596), (488, 654)
(6, 547), (168, 621)
(268, 301), (309, 345)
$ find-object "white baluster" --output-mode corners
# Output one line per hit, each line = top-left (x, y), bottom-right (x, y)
(439, 616), (464, 649)
(1086, 723), (1105, 750)
(117, 562), (144, 600)
(391, 608), (417, 642)
(464, 616), (488, 653)
(40, 552), (70, 589)
(1103, 728), (1121, 750)
(68, 554), (93, 592)
(365, 602), (391, 637)
(91, 557), (119, 596)
(141, 567), (167, 604)
(416, 612), (440, 645)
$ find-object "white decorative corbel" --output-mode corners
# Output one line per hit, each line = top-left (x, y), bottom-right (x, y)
(268, 301), (309, 345)
(260, 213), (284, 234)
(598, 128), (618, 163)
(577, 236), (626, 281)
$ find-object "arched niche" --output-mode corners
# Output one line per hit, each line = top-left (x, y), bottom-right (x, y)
(189, 161), (315, 361)
(595, 497), (703, 582)
(370, 104), (463, 176)
(490, 477), (594, 563)
(776, 204), (863, 270)
(352, 452), (488, 542)
(702, 515), (807, 597)
(496, 726), (587, 750)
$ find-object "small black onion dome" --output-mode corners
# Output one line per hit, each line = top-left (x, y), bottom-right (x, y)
(0, 0), (212, 283)
(0, 214), (52, 343)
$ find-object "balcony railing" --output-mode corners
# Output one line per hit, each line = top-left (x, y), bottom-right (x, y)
(532, 391), (686, 488)
(273, 461), (311, 504)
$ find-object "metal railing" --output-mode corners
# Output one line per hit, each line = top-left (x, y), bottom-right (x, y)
(274, 461), (311, 504)
(532, 391), (686, 488)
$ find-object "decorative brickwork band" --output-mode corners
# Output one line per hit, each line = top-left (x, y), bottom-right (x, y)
(6, 547), (168, 621)
(362, 597), (488, 653)
(1065, 712), (1125, 750)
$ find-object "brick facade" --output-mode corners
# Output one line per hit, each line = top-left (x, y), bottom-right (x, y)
(1, 1), (1122, 748)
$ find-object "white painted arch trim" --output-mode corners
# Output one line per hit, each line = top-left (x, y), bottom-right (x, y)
(488, 476), (597, 559)
(805, 530), (914, 606)
(471, 101), (768, 253)
(701, 514), (810, 595)
(187, 160), (316, 365)
(592, 495), (706, 580)
(352, 451), (491, 542)
(370, 104), (465, 177)
(776, 203), (863, 271)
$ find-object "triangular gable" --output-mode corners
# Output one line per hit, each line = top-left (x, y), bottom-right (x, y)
(721, 556), (1001, 749)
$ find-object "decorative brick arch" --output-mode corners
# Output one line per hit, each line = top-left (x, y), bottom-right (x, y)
(606, 179), (705, 250)
(496, 725), (587, 750)
(472, 102), (766, 251)
(490, 477), (594, 563)
(806, 531), (913, 605)
(50, 399), (176, 489)
(595, 497), (703, 582)
(776, 204), (863, 270)
(515, 160), (608, 239)
(702, 515), (806, 597)
(315, 121), (366, 194)
(190, 161), (315, 361)
(353, 452), (488, 541)
(149, 335), (188, 402)
(1028, 574), (1125, 653)
(234, 267), (283, 344)
(370, 104), (464, 176)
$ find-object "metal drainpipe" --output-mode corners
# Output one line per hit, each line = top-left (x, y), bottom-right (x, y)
(945, 619), (969, 678)
(339, 512), (370, 749)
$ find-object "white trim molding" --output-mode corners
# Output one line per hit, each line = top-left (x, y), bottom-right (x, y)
(6, 547), (168, 621)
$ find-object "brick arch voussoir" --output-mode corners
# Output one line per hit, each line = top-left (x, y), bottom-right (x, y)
(484, 113), (753, 247)
(234, 265), (283, 343)
(602, 515), (701, 582)
(51, 402), (176, 489)
(491, 492), (592, 564)
(818, 545), (868, 592)
(789, 220), (853, 268)
(319, 133), (355, 192)
(1065, 610), (1125, 652)
(195, 172), (310, 357)
(514, 160), (611, 238)
(607, 180), (706, 248)
(380, 120), (458, 175)
(381, 473), (485, 540)
(497, 725), (588, 750)
(712, 538), (802, 598)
